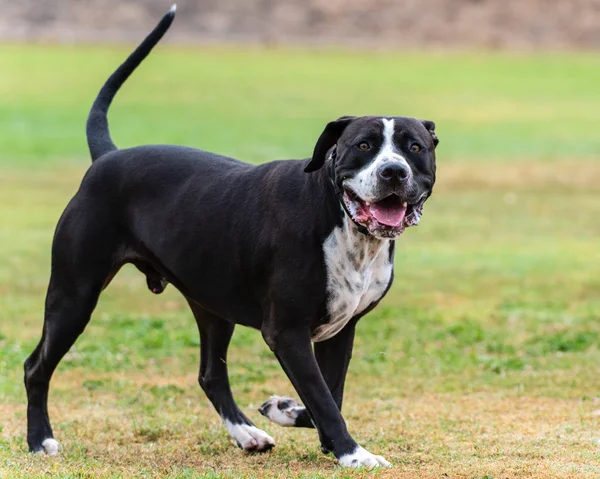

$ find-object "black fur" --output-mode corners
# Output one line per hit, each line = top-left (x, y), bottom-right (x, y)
(24, 6), (438, 464)
(86, 6), (175, 161)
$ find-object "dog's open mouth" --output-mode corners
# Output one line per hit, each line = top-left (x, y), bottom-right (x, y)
(342, 188), (424, 238)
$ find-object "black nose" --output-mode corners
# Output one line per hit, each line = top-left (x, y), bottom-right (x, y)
(378, 162), (410, 182)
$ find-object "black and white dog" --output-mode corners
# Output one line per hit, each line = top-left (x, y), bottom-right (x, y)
(24, 6), (438, 468)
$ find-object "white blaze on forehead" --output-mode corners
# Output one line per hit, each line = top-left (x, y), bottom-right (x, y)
(342, 117), (412, 204)
(380, 118), (396, 158)
(378, 118), (410, 170)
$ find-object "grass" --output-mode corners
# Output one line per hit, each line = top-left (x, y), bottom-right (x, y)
(1, 44), (599, 166)
(1, 43), (600, 478)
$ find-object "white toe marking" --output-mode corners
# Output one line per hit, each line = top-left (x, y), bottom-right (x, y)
(224, 421), (275, 450)
(338, 446), (391, 468)
(262, 396), (305, 427)
(41, 438), (61, 456)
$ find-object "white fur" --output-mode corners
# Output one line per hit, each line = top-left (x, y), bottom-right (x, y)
(338, 446), (391, 468)
(261, 396), (305, 427)
(224, 421), (275, 450)
(169, 4), (177, 13)
(312, 216), (393, 342)
(41, 438), (61, 456)
(343, 118), (411, 203)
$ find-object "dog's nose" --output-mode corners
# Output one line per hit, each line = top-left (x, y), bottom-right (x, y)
(378, 162), (410, 182)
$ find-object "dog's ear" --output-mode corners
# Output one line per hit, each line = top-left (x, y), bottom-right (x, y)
(305, 116), (355, 173)
(422, 120), (439, 148)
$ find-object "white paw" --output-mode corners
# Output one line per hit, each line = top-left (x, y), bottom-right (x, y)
(41, 438), (61, 456)
(258, 395), (305, 427)
(225, 421), (275, 452)
(338, 446), (391, 468)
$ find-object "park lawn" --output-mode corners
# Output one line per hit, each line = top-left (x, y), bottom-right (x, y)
(1, 44), (599, 166)
(0, 44), (599, 478)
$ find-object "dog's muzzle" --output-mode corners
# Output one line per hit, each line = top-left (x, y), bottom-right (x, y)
(342, 186), (427, 239)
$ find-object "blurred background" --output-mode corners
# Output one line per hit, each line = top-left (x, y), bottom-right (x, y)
(1, 1), (599, 477)
(2, 0), (600, 48)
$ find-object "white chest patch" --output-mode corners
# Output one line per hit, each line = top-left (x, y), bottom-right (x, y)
(312, 217), (394, 342)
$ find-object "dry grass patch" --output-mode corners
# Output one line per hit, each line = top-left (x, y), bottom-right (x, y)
(2, 393), (599, 477)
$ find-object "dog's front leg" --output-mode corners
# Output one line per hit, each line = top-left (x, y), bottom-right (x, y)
(259, 321), (357, 434)
(262, 325), (390, 468)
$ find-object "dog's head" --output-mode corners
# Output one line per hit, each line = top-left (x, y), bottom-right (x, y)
(306, 116), (438, 240)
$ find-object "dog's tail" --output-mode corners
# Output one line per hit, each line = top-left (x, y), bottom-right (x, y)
(86, 5), (176, 162)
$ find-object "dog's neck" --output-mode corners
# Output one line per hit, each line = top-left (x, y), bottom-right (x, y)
(320, 158), (392, 253)
(340, 212), (391, 262)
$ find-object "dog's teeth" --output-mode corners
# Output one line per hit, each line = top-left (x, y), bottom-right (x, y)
(402, 202), (407, 207)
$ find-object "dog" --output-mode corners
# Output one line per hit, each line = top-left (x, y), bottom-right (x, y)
(24, 5), (438, 468)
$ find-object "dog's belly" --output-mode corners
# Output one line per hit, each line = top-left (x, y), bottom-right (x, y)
(311, 219), (393, 342)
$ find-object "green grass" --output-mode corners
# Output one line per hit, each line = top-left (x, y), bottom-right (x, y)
(1, 44), (600, 478)
(1, 44), (599, 166)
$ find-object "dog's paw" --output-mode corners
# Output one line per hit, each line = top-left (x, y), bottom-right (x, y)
(225, 422), (275, 452)
(258, 395), (305, 427)
(338, 446), (391, 468)
(39, 438), (61, 456)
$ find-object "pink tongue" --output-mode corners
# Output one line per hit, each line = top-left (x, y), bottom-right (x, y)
(369, 202), (407, 227)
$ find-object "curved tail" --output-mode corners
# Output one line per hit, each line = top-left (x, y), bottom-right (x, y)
(86, 5), (176, 162)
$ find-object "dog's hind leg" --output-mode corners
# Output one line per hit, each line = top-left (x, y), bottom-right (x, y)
(189, 301), (275, 452)
(24, 207), (119, 454)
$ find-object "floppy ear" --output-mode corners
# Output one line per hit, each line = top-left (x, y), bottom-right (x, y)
(422, 120), (439, 148)
(304, 116), (355, 173)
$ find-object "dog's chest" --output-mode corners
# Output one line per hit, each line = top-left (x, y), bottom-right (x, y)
(311, 220), (393, 342)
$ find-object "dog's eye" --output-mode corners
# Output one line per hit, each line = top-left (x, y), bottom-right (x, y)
(357, 142), (370, 151)
(410, 144), (422, 153)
